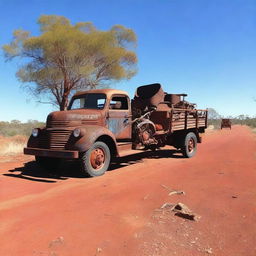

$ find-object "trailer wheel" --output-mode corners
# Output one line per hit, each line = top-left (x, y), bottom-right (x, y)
(35, 156), (61, 171)
(80, 141), (111, 177)
(181, 132), (197, 158)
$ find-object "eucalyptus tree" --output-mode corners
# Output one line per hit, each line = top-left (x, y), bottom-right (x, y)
(3, 15), (137, 110)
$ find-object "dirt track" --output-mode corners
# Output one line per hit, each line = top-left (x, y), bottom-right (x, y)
(0, 125), (256, 256)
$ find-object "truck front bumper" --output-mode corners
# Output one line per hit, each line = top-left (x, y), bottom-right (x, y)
(24, 147), (79, 159)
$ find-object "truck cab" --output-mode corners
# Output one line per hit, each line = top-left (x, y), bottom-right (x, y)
(24, 89), (132, 176)
(69, 89), (132, 140)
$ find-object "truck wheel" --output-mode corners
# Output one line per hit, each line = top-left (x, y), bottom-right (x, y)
(80, 141), (111, 177)
(35, 156), (61, 171)
(181, 132), (197, 158)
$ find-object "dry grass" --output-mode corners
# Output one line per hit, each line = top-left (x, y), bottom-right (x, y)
(206, 125), (215, 130)
(205, 125), (217, 133)
(0, 135), (27, 155)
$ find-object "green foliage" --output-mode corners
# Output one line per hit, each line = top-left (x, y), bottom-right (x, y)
(3, 15), (137, 110)
(0, 120), (45, 137)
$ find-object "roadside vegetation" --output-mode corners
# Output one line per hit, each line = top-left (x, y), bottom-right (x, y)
(0, 120), (45, 137)
(0, 135), (27, 155)
(208, 117), (256, 129)
(207, 108), (256, 129)
(0, 120), (44, 155)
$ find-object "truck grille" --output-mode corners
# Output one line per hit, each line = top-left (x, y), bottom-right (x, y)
(47, 120), (73, 128)
(39, 129), (72, 150)
(47, 120), (97, 127)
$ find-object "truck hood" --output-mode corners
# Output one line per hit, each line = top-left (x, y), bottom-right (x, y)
(46, 109), (103, 128)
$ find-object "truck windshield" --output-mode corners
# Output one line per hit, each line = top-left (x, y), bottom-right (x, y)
(69, 93), (106, 110)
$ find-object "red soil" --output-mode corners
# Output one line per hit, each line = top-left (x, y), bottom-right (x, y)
(0, 125), (255, 256)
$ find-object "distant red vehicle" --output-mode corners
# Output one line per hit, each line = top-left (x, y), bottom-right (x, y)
(221, 119), (232, 129)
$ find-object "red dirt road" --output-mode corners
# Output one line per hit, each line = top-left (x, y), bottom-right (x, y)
(0, 125), (256, 256)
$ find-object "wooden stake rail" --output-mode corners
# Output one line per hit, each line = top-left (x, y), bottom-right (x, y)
(170, 108), (207, 132)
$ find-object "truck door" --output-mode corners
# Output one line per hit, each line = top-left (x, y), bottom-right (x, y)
(107, 95), (132, 141)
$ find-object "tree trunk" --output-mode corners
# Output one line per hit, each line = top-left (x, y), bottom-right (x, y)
(59, 92), (69, 111)
(59, 80), (71, 111)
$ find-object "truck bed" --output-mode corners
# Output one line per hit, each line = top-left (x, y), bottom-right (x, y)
(150, 107), (208, 133)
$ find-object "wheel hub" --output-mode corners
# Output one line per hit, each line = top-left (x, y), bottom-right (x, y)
(90, 148), (105, 170)
(188, 138), (195, 152)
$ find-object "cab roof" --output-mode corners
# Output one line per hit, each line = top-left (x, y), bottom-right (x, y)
(73, 89), (129, 99)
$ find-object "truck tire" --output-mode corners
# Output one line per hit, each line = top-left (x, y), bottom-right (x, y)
(80, 141), (111, 177)
(181, 132), (197, 158)
(35, 156), (61, 171)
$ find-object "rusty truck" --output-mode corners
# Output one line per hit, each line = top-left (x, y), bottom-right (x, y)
(24, 83), (208, 177)
(221, 119), (232, 129)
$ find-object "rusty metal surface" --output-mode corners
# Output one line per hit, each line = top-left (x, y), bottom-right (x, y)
(106, 93), (132, 140)
(164, 94), (181, 105)
(132, 83), (165, 116)
(38, 129), (72, 150)
(107, 110), (131, 140)
(171, 108), (207, 132)
(149, 107), (207, 134)
(90, 147), (105, 170)
(25, 90), (131, 158)
(68, 125), (118, 154)
(136, 119), (157, 146)
(164, 94), (196, 110)
(24, 147), (79, 158)
(134, 83), (164, 107)
(74, 89), (129, 99)
(47, 109), (104, 128)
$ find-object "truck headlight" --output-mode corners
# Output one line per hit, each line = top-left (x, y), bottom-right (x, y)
(73, 128), (81, 138)
(32, 128), (39, 137)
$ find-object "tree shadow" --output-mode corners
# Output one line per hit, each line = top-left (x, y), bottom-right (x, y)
(2, 149), (183, 182)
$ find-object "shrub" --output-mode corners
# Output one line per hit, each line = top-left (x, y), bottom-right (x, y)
(0, 120), (45, 137)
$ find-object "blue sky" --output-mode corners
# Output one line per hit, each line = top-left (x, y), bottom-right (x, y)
(0, 0), (255, 122)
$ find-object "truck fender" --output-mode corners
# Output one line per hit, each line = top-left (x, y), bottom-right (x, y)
(27, 127), (46, 148)
(70, 125), (118, 156)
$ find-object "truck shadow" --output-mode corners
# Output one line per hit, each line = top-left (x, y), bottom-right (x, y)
(3, 149), (183, 182)
(109, 149), (183, 171)
(3, 159), (88, 182)
(3, 161), (68, 183)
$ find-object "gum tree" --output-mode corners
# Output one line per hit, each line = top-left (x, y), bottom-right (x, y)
(3, 15), (137, 110)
